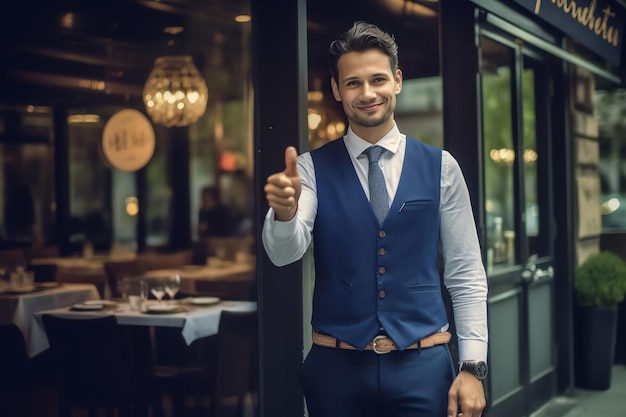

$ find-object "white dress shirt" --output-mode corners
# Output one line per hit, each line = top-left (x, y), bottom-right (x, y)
(262, 123), (488, 362)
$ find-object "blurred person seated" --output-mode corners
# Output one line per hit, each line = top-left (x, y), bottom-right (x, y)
(198, 186), (234, 238)
(2, 184), (42, 248)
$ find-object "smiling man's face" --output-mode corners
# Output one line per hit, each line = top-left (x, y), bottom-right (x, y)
(331, 49), (403, 143)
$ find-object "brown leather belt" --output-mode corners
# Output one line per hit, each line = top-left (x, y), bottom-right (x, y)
(312, 331), (452, 354)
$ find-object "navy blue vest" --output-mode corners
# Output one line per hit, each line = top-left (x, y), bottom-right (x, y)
(310, 137), (448, 350)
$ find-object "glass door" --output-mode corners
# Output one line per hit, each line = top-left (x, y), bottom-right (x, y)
(480, 32), (557, 417)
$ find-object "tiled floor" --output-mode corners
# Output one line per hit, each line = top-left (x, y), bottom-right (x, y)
(534, 365), (626, 417)
(561, 365), (626, 417)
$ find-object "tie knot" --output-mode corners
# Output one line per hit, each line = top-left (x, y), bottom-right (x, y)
(363, 146), (387, 164)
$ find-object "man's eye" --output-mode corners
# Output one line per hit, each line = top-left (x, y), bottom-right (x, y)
(373, 77), (386, 83)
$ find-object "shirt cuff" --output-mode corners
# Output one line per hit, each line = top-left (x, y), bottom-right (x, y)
(458, 339), (488, 363)
(266, 208), (298, 238)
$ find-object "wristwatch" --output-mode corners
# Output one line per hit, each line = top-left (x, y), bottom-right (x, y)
(459, 361), (488, 380)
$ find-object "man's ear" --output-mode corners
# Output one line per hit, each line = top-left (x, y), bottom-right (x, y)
(331, 77), (342, 101)
(394, 69), (403, 94)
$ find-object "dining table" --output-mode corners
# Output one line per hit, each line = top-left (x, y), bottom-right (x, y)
(29, 252), (137, 298)
(0, 282), (101, 357)
(142, 262), (255, 294)
(33, 299), (257, 353)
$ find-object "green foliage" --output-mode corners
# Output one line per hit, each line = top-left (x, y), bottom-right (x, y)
(575, 251), (626, 309)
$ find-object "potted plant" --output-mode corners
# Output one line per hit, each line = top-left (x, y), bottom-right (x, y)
(573, 251), (626, 390)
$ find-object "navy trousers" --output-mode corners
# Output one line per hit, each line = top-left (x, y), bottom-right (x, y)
(300, 343), (455, 417)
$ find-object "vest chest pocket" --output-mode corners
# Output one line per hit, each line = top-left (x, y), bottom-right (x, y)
(399, 199), (436, 212)
(406, 283), (438, 293)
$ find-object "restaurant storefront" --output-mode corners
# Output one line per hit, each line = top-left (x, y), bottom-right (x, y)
(0, 0), (624, 416)
(257, 1), (625, 416)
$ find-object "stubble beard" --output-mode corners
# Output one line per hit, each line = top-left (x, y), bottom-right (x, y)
(346, 101), (395, 129)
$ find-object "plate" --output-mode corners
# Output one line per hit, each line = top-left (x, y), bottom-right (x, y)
(187, 296), (221, 306)
(71, 303), (105, 311)
(145, 304), (183, 314)
(83, 300), (117, 306)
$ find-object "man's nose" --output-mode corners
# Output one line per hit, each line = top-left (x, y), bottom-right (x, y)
(360, 83), (376, 99)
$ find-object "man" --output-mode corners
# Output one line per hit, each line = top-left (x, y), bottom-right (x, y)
(262, 21), (488, 417)
(197, 186), (233, 238)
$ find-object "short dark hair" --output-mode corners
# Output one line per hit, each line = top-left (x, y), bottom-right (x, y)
(328, 21), (399, 81)
(202, 186), (220, 200)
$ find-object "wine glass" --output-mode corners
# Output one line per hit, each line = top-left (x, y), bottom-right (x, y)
(150, 281), (166, 304)
(127, 280), (148, 311)
(165, 274), (181, 303)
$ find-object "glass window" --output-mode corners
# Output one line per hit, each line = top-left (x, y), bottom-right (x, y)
(596, 88), (626, 230)
(0, 141), (54, 249)
(481, 37), (517, 273)
(0, 107), (54, 251)
(68, 116), (111, 254)
(396, 77), (444, 149)
(521, 56), (551, 258)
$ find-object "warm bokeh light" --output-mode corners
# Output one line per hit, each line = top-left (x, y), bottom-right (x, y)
(489, 148), (515, 165)
(523, 149), (538, 165)
(125, 197), (139, 217)
(143, 56), (208, 127)
(67, 114), (101, 124)
(308, 109), (322, 130)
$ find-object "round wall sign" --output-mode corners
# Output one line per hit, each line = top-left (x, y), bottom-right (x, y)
(101, 109), (155, 172)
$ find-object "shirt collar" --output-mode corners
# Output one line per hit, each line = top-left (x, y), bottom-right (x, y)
(344, 122), (402, 160)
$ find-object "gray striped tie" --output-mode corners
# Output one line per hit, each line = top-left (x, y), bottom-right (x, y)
(363, 146), (389, 225)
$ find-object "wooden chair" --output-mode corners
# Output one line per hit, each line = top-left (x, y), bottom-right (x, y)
(0, 248), (27, 268)
(135, 327), (209, 417)
(138, 249), (192, 272)
(41, 314), (137, 417)
(210, 310), (259, 417)
(55, 271), (108, 299)
(24, 245), (59, 261)
(26, 263), (57, 282)
(160, 310), (258, 417)
(0, 324), (31, 417)
(104, 259), (144, 299)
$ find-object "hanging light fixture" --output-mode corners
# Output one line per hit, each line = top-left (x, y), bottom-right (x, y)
(143, 55), (209, 127)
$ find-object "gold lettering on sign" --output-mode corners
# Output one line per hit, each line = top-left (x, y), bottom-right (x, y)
(102, 109), (155, 172)
(533, 0), (620, 47)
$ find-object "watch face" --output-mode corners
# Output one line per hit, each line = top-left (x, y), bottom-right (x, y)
(462, 361), (488, 380)
(475, 361), (488, 379)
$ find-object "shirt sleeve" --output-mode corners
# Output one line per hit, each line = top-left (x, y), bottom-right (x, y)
(261, 153), (317, 267)
(440, 151), (489, 363)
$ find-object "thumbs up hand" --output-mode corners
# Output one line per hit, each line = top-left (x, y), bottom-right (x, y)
(265, 146), (302, 221)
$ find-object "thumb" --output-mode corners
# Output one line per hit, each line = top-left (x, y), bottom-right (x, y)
(284, 146), (299, 178)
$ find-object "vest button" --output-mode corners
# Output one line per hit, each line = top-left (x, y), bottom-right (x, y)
(378, 290), (386, 298)
(378, 266), (386, 275)
(378, 248), (386, 256)
(379, 230), (386, 238)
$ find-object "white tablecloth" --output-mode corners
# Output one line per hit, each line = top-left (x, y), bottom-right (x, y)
(33, 300), (257, 351)
(0, 283), (101, 357)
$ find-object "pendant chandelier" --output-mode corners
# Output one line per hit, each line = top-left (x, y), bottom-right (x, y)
(143, 56), (209, 127)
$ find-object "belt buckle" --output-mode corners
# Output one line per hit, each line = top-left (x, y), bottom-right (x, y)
(372, 335), (391, 354)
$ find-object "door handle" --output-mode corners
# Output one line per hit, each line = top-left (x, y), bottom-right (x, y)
(535, 266), (554, 279)
(522, 265), (554, 283)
